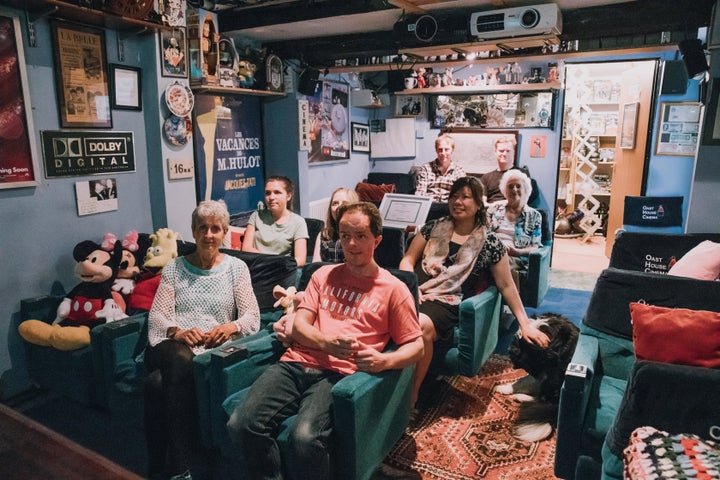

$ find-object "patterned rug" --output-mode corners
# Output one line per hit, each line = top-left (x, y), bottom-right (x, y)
(374, 355), (559, 480)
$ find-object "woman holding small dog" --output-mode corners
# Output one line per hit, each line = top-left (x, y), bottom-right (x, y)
(486, 169), (543, 294)
(400, 176), (549, 407)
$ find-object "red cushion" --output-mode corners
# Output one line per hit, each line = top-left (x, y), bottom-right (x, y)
(355, 182), (395, 203)
(630, 302), (720, 368)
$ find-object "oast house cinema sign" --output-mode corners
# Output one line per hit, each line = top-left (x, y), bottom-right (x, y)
(40, 130), (136, 177)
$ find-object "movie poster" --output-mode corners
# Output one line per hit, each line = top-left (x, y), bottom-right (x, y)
(193, 94), (264, 215)
(306, 79), (349, 163)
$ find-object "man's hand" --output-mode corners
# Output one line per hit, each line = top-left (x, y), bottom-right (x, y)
(354, 342), (387, 373)
(325, 335), (359, 360)
(273, 314), (294, 347)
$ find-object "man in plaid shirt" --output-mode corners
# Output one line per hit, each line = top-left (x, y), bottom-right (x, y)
(415, 133), (466, 202)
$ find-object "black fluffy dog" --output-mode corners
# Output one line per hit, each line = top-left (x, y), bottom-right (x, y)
(494, 313), (580, 442)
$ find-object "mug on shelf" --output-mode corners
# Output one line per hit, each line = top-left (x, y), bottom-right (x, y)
(404, 76), (418, 90)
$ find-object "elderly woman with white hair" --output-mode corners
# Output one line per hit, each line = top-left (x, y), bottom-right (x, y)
(486, 169), (543, 292)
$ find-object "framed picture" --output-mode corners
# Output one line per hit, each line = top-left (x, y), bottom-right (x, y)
(159, 28), (188, 78)
(620, 102), (639, 149)
(703, 78), (720, 145)
(429, 91), (554, 129)
(306, 79), (350, 164)
(51, 21), (112, 128)
(351, 122), (370, 153)
(443, 129), (518, 175)
(395, 94), (424, 117)
(655, 102), (702, 156)
(109, 64), (142, 110)
(0, 13), (39, 189)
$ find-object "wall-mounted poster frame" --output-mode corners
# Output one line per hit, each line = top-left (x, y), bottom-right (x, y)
(0, 12), (39, 189)
(305, 79), (350, 164)
(110, 64), (142, 110)
(395, 94), (424, 117)
(351, 122), (369, 153)
(51, 21), (112, 128)
(702, 77), (720, 145)
(655, 102), (701, 156)
(620, 102), (639, 149)
(159, 27), (188, 78)
(443, 128), (518, 175)
(429, 91), (555, 130)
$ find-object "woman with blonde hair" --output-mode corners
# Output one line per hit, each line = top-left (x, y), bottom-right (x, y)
(312, 187), (360, 263)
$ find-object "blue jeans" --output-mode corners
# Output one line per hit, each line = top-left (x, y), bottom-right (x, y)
(227, 361), (344, 480)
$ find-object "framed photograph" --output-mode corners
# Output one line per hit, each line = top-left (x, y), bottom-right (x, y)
(395, 94), (424, 117)
(109, 64), (142, 110)
(51, 21), (112, 128)
(0, 14), (39, 189)
(159, 28), (188, 78)
(703, 78), (720, 145)
(443, 129), (518, 175)
(655, 102), (702, 156)
(75, 177), (119, 216)
(620, 102), (639, 149)
(351, 122), (370, 153)
(429, 91), (554, 129)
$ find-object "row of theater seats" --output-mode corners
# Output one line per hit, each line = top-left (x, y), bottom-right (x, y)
(554, 231), (720, 479)
(18, 230), (505, 480)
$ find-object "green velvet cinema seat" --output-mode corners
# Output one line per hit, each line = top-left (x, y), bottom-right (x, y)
(193, 264), (419, 480)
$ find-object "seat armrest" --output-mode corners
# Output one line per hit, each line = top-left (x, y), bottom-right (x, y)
(194, 330), (285, 448)
(449, 286), (502, 377)
(522, 245), (552, 308)
(90, 313), (147, 408)
(20, 295), (64, 322)
(332, 365), (415, 480)
(555, 333), (599, 480)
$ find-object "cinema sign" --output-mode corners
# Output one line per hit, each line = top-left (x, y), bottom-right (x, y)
(40, 130), (136, 178)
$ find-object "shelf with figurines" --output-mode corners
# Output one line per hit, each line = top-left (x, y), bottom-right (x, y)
(394, 62), (561, 96)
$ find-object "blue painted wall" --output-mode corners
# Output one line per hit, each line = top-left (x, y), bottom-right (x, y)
(0, 9), (155, 398)
(0, 5), (717, 400)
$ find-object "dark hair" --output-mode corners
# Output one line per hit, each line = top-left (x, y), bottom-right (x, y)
(449, 176), (488, 227)
(265, 175), (294, 210)
(337, 201), (382, 237)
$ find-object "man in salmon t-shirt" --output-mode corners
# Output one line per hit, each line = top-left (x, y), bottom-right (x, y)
(227, 202), (423, 480)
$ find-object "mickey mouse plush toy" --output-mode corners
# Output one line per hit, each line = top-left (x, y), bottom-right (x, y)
(19, 239), (127, 351)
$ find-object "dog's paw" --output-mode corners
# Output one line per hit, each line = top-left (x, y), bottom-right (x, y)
(514, 422), (553, 443)
(511, 393), (536, 402)
(493, 383), (515, 395)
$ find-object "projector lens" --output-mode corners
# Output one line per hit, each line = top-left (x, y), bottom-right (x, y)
(520, 8), (540, 28)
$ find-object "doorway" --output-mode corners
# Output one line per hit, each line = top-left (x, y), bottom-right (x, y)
(552, 60), (658, 274)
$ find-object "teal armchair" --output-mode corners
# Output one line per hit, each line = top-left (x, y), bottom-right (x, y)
(431, 285), (502, 377)
(554, 267), (720, 479)
(519, 208), (553, 308)
(193, 265), (419, 480)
